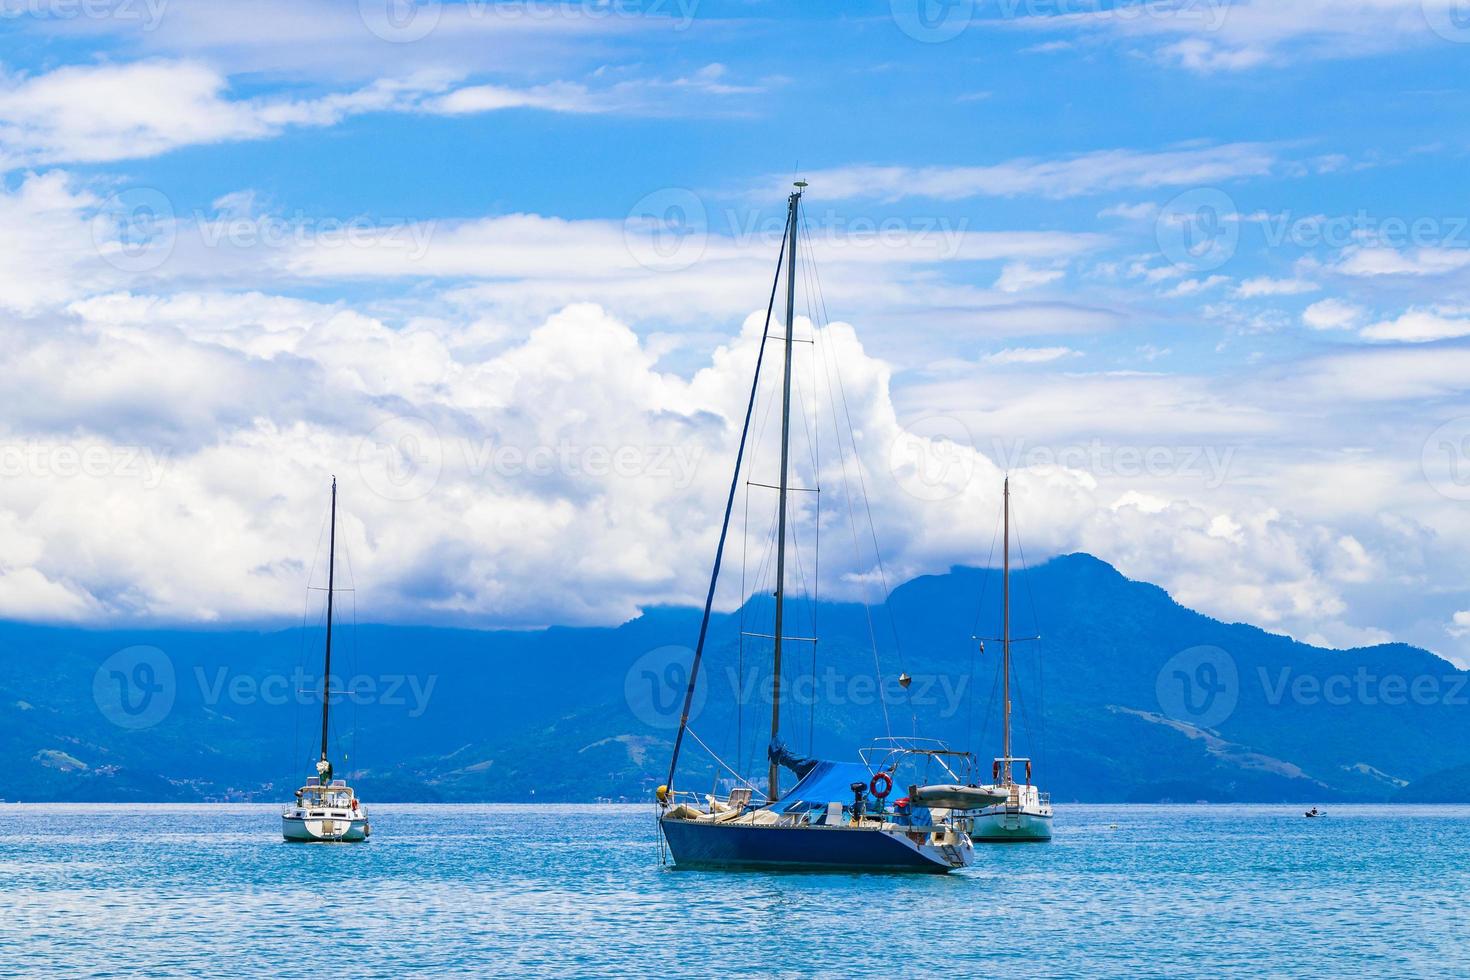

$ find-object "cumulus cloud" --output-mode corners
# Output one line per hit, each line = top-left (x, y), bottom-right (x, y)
(1361, 307), (1470, 343)
(1302, 298), (1365, 331)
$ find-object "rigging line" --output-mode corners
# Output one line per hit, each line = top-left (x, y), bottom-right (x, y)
(292, 501), (330, 775)
(804, 219), (912, 690)
(1011, 507), (1049, 771)
(812, 292), (892, 739)
(971, 504), (1004, 638)
(664, 227), (788, 792)
(685, 727), (767, 801)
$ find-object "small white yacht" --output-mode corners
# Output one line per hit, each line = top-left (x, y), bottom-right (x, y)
(280, 478), (371, 843)
(282, 765), (370, 843)
(965, 478), (1053, 843)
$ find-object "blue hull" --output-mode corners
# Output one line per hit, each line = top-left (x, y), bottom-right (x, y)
(660, 818), (954, 873)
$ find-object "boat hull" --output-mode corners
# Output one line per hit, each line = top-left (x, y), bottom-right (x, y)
(968, 808), (1052, 842)
(660, 817), (970, 873)
(281, 814), (370, 843)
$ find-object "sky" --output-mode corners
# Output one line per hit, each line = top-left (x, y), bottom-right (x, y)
(1, 0), (1469, 664)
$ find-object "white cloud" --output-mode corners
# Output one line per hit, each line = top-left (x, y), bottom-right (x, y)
(1302, 298), (1365, 331)
(1360, 307), (1470, 343)
(1010, 0), (1461, 73)
(795, 142), (1279, 202)
(994, 262), (1065, 293)
(1167, 275), (1230, 297)
(1333, 245), (1470, 278)
(0, 59), (760, 168)
(1235, 277), (1319, 298)
(983, 346), (1080, 365)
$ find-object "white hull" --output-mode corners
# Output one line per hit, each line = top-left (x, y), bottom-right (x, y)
(968, 806), (1052, 841)
(282, 812), (370, 842)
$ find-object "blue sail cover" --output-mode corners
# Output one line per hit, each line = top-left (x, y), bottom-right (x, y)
(773, 760), (875, 813)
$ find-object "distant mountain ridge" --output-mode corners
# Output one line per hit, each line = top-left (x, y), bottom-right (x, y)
(2, 553), (1467, 803)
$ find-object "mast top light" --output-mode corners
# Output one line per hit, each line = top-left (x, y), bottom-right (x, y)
(794, 179), (808, 189)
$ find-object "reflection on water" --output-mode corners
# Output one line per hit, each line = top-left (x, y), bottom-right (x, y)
(1, 804), (1464, 976)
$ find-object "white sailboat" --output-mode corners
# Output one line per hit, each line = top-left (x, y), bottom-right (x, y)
(967, 478), (1053, 842)
(281, 477), (371, 843)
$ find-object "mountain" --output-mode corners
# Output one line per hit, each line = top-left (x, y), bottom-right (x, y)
(2, 553), (1467, 803)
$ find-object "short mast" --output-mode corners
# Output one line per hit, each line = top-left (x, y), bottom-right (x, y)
(768, 180), (804, 801)
(1002, 476), (1011, 785)
(319, 477), (337, 776)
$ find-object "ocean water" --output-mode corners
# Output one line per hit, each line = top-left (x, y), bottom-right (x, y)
(0, 803), (1464, 978)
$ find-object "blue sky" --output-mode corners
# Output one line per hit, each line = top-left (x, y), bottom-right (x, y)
(2, 1), (1470, 665)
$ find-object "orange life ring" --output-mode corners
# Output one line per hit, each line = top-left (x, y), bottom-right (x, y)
(870, 771), (893, 799)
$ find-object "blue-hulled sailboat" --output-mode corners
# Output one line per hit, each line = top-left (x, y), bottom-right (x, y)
(656, 183), (1001, 873)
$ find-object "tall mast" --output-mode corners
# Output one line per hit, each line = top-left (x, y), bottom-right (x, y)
(768, 181), (804, 800)
(320, 476), (337, 772)
(1002, 476), (1011, 784)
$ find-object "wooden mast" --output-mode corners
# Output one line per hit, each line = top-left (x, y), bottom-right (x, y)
(768, 181), (804, 801)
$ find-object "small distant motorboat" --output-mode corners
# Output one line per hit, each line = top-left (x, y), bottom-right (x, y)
(1305, 807), (1323, 818)
(281, 478), (370, 844)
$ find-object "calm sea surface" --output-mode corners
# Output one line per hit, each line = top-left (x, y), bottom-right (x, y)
(0, 803), (1464, 978)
